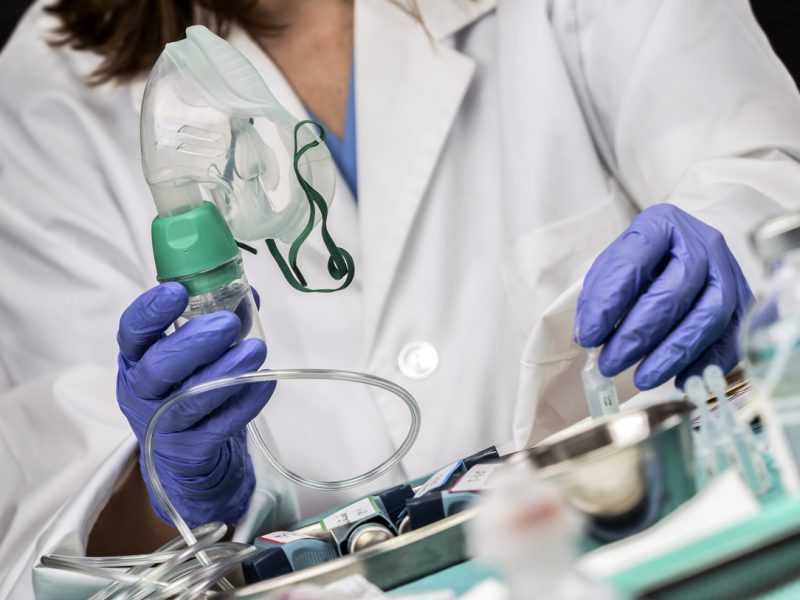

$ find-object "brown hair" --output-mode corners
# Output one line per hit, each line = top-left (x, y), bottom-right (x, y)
(46, 0), (424, 85)
(45, 0), (276, 84)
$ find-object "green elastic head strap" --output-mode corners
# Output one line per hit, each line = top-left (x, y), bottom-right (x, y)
(265, 120), (355, 293)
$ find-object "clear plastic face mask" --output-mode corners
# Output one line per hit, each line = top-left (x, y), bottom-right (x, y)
(141, 25), (353, 292)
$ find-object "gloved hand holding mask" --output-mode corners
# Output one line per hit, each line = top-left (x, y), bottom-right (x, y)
(575, 204), (754, 389)
(116, 283), (274, 527)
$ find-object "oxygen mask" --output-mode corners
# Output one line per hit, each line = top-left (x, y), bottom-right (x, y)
(141, 24), (353, 292)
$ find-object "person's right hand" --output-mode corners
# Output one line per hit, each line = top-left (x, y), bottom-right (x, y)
(116, 283), (274, 527)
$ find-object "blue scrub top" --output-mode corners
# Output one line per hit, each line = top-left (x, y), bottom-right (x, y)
(307, 65), (358, 201)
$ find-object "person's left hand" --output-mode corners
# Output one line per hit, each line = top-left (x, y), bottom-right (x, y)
(574, 204), (754, 390)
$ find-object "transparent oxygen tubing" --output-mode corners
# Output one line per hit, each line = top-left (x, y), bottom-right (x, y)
(41, 368), (421, 599)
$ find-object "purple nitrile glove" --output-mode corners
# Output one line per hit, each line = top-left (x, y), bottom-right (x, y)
(116, 282), (274, 527)
(575, 204), (754, 390)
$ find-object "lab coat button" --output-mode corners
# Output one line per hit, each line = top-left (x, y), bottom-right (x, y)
(398, 341), (439, 379)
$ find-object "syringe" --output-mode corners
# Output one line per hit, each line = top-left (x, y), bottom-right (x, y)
(581, 348), (620, 419)
(703, 365), (771, 495)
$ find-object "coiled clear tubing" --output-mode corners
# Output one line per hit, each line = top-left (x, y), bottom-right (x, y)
(41, 369), (421, 599)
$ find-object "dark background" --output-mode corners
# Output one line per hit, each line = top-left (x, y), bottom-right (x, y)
(1, 0), (800, 86)
(750, 0), (800, 87)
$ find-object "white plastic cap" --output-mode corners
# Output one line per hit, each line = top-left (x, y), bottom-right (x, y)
(703, 365), (727, 395)
(684, 376), (708, 407)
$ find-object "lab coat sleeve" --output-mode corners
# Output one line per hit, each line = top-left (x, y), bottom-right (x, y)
(0, 366), (131, 600)
(0, 5), (155, 392)
(554, 0), (800, 292)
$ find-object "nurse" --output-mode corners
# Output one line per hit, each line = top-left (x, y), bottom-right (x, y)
(2, 0), (800, 597)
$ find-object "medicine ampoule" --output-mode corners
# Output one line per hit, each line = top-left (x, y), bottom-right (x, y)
(581, 348), (620, 419)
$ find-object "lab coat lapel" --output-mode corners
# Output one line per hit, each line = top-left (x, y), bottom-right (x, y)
(356, 0), (492, 351)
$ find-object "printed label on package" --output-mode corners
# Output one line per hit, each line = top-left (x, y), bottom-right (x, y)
(414, 460), (463, 498)
(323, 497), (378, 530)
(257, 531), (313, 545)
(598, 389), (615, 410)
(450, 463), (503, 493)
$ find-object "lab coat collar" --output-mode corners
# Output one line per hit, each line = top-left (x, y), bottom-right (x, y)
(415, 0), (496, 41)
(126, 0), (497, 110)
(356, 0), (483, 352)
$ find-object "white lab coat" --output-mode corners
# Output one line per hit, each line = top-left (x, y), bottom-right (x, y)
(2, 0), (800, 597)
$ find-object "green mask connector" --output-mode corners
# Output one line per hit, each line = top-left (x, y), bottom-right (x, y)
(151, 202), (243, 296)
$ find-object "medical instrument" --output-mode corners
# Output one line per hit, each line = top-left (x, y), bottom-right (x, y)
(463, 446), (500, 469)
(139, 22), (355, 523)
(741, 211), (800, 492)
(132, 29), (399, 539)
(243, 533), (338, 584)
(449, 463), (505, 493)
(320, 496), (399, 555)
(137, 28), (361, 530)
(398, 448), (500, 531)
(372, 484), (415, 524)
(291, 485), (413, 548)
(145, 25), (393, 496)
(347, 524), (396, 554)
(581, 347), (620, 419)
(575, 204), (753, 390)
(143, 23), (354, 345)
(399, 459), (502, 533)
(685, 376), (730, 486)
(412, 461), (464, 499)
(703, 365), (771, 495)
(142, 25), (352, 296)
(405, 491), (477, 530)
(406, 447), (499, 503)
(253, 531), (334, 553)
